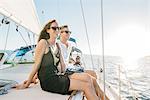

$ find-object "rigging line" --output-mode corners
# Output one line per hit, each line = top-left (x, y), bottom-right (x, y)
(0, 11), (38, 36)
(30, 0), (41, 28)
(27, 31), (32, 45)
(57, 0), (61, 24)
(100, 0), (106, 99)
(0, 7), (19, 22)
(82, 55), (87, 69)
(79, 0), (95, 69)
(33, 34), (36, 47)
(4, 23), (10, 51)
(26, 31), (33, 51)
(0, 16), (3, 42)
(75, 41), (87, 68)
(17, 30), (29, 47)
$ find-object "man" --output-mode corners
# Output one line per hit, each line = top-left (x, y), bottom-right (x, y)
(57, 25), (110, 100)
(58, 25), (97, 78)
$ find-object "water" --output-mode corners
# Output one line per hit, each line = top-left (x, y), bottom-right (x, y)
(1, 50), (150, 99)
(82, 54), (150, 100)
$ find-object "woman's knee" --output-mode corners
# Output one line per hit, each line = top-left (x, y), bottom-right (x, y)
(82, 82), (93, 91)
(85, 70), (97, 79)
(94, 71), (97, 77)
(70, 73), (92, 82)
(91, 71), (97, 79)
(83, 73), (93, 82)
(69, 78), (92, 91)
(92, 77), (97, 84)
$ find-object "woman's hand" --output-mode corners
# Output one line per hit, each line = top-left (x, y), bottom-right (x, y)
(32, 73), (38, 84)
(15, 80), (29, 89)
(15, 77), (38, 90)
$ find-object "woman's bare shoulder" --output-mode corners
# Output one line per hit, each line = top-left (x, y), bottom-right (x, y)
(35, 39), (47, 52)
(38, 39), (47, 44)
(37, 39), (47, 47)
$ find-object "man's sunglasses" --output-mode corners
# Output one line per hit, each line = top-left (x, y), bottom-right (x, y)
(50, 27), (60, 31)
(61, 31), (71, 34)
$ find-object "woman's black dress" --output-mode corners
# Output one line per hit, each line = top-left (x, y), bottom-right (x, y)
(38, 47), (70, 95)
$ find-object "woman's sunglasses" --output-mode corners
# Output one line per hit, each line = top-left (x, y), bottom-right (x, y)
(61, 31), (71, 34)
(50, 27), (60, 31)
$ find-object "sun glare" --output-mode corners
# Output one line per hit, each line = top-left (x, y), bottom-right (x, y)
(106, 23), (150, 70)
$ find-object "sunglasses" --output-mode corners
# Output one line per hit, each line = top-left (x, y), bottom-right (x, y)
(61, 31), (71, 34)
(50, 27), (60, 31)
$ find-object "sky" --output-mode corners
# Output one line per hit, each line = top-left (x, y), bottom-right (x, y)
(34, 0), (150, 64)
(1, 0), (150, 68)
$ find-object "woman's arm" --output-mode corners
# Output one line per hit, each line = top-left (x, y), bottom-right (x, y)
(32, 72), (38, 84)
(16, 39), (47, 89)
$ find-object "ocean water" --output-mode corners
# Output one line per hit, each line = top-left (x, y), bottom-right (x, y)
(82, 54), (150, 100)
(1, 50), (149, 99)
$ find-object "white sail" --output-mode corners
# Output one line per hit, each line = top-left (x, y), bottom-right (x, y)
(0, 0), (40, 35)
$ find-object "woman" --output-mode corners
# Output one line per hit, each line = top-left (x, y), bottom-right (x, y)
(15, 19), (101, 100)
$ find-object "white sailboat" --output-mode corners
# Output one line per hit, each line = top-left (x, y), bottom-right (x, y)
(0, 0), (40, 67)
(0, 0), (41, 34)
(0, 0), (138, 100)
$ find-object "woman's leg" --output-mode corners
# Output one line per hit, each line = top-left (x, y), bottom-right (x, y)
(69, 73), (99, 100)
(70, 73), (109, 100)
(91, 76), (109, 100)
(84, 70), (97, 79)
(81, 71), (100, 97)
(69, 72), (93, 82)
(70, 73), (100, 97)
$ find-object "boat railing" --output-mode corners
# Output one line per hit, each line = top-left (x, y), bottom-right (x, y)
(104, 62), (139, 100)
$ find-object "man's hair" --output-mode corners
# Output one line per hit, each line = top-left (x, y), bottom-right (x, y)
(60, 25), (68, 30)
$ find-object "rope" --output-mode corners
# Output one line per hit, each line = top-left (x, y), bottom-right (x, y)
(27, 31), (33, 51)
(118, 65), (121, 100)
(17, 28), (28, 47)
(33, 34), (36, 47)
(57, 0), (61, 24)
(4, 23), (10, 51)
(30, 0), (41, 29)
(79, 0), (95, 70)
(27, 31), (32, 45)
(100, 0), (106, 99)
(75, 41), (87, 68)
(99, 1), (139, 99)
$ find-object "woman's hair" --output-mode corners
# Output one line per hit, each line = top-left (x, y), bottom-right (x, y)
(38, 19), (56, 42)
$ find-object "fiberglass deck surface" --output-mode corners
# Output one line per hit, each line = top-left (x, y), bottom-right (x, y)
(0, 64), (69, 100)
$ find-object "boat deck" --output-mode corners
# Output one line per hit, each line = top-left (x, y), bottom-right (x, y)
(0, 64), (119, 100)
(0, 64), (69, 100)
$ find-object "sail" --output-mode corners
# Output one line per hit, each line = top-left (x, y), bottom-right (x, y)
(0, 0), (40, 35)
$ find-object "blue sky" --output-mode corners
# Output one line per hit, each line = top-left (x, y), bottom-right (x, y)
(1, 0), (150, 67)
(34, 0), (103, 55)
(34, 0), (150, 57)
